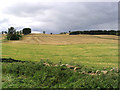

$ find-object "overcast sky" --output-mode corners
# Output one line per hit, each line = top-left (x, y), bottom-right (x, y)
(0, 0), (118, 33)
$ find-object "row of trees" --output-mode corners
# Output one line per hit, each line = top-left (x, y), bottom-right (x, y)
(60, 32), (68, 34)
(59, 31), (71, 34)
(5, 27), (31, 35)
(6, 27), (31, 40)
(69, 30), (120, 36)
(3, 28), (119, 40)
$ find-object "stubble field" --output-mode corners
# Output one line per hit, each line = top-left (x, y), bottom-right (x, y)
(2, 34), (118, 69)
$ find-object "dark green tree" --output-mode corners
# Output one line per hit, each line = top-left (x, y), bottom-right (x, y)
(60, 32), (67, 34)
(7, 27), (22, 40)
(20, 30), (22, 34)
(43, 31), (45, 34)
(5, 31), (7, 34)
(16, 31), (20, 34)
(8, 27), (16, 34)
(2, 31), (3, 34)
(22, 28), (31, 35)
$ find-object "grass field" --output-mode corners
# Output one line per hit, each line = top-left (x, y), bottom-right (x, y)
(1, 34), (119, 88)
(2, 34), (118, 69)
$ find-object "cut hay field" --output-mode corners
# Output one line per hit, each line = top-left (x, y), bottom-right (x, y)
(2, 34), (118, 69)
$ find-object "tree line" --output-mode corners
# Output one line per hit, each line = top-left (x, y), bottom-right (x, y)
(4, 27), (31, 40)
(69, 30), (120, 36)
(2, 27), (119, 40)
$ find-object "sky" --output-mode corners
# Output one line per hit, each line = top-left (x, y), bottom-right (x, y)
(0, 0), (118, 34)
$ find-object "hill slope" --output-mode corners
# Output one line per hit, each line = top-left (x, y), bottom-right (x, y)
(4, 34), (118, 45)
(2, 34), (118, 68)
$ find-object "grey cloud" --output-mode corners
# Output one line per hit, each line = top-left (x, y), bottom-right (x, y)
(0, 18), (9, 31)
(1, 2), (118, 33)
(4, 3), (53, 17)
(0, 18), (9, 24)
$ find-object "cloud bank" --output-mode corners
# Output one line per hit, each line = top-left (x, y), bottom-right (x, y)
(0, 1), (118, 33)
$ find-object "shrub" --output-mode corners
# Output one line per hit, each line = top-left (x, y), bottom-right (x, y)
(7, 34), (22, 40)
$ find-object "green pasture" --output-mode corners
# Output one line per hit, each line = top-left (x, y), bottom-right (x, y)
(2, 43), (118, 69)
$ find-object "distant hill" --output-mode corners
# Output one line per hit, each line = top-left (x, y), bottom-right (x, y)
(2, 34), (118, 45)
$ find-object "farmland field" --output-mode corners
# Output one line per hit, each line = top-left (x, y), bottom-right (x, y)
(1, 34), (119, 88)
(2, 34), (118, 68)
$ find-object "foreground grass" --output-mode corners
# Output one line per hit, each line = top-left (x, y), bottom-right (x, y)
(2, 43), (118, 69)
(2, 61), (119, 88)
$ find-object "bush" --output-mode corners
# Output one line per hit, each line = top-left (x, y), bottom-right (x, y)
(7, 34), (22, 40)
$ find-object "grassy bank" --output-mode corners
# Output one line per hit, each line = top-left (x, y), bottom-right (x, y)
(2, 60), (119, 88)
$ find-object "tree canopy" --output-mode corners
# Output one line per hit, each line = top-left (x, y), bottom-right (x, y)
(7, 27), (22, 40)
(22, 28), (31, 35)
